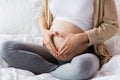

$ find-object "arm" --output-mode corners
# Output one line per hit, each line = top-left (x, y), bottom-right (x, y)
(39, 0), (48, 32)
(39, 0), (58, 56)
(85, 0), (119, 46)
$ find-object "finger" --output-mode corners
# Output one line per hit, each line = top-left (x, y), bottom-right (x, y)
(49, 40), (58, 55)
(45, 40), (58, 56)
(53, 31), (60, 36)
(60, 49), (71, 57)
(45, 42), (52, 53)
(51, 31), (57, 36)
(47, 44), (57, 56)
(54, 32), (67, 38)
(58, 42), (66, 53)
(63, 49), (73, 57)
(59, 32), (67, 38)
(45, 44), (53, 54)
(58, 45), (69, 56)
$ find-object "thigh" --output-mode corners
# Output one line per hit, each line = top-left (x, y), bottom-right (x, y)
(6, 50), (58, 74)
(1, 41), (59, 74)
(1, 41), (58, 64)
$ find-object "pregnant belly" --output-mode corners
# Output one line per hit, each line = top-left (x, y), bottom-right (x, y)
(50, 21), (88, 61)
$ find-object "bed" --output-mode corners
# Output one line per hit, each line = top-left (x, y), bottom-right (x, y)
(0, 0), (120, 80)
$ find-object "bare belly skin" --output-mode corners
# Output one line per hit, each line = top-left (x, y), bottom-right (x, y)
(50, 21), (88, 61)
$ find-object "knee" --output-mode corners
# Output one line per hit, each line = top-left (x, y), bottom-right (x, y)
(0, 41), (17, 59)
(72, 53), (99, 65)
(50, 54), (100, 80)
(71, 53), (100, 79)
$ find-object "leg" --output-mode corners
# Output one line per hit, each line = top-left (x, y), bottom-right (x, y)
(50, 53), (100, 80)
(0, 41), (59, 74)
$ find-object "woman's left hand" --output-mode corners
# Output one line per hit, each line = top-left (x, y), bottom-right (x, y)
(55, 32), (88, 57)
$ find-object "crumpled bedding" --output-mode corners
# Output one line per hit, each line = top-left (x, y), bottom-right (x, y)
(92, 55), (120, 80)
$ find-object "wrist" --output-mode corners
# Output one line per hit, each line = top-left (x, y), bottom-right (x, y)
(41, 27), (48, 31)
(83, 32), (89, 42)
(41, 27), (48, 33)
(77, 32), (89, 42)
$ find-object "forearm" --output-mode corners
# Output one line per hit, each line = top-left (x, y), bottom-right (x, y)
(39, 0), (47, 31)
(85, 0), (119, 46)
(85, 22), (118, 46)
(39, 16), (49, 35)
(77, 32), (89, 43)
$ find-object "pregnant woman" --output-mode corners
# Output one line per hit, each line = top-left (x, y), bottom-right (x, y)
(1, 0), (118, 80)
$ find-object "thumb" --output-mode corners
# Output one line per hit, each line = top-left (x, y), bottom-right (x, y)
(51, 31), (67, 38)
(53, 32), (67, 38)
(51, 31), (62, 37)
(53, 31), (61, 36)
(51, 31), (57, 35)
(59, 32), (68, 38)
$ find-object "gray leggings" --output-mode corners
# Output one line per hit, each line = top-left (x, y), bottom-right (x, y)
(0, 41), (100, 80)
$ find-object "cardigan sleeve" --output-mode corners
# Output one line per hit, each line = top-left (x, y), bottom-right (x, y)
(85, 0), (119, 46)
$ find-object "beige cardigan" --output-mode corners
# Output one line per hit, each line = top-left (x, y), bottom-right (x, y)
(40, 0), (119, 65)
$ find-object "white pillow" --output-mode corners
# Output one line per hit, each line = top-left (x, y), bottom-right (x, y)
(104, 0), (120, 56)
(0, 0), (41, 36)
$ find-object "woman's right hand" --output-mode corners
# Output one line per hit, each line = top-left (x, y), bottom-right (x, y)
(42, 29), (58, 56)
